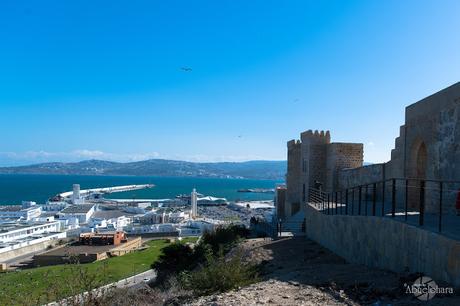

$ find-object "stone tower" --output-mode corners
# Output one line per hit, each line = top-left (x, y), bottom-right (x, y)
(285, 130), (363, 219)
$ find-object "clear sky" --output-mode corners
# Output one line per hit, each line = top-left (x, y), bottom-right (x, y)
(1, 0), (459, 166)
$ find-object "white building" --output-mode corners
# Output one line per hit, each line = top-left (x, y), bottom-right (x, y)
(124, 223), (177, 235)
(35, 215), (55, 222)
(140, 210), (170, 224)
(58, 204), (95, 224)
(0, 221), (62, 244)
(0, 221), (66, 262)
(0, 205), (42, 221)
(89, 215), (131, 231)
(197, 196), (228, 206)
(110, 215), (131, 230)
(185, 219), (221, 233)
(41, 201), (68, 212)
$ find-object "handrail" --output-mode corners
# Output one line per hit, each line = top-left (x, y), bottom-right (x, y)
(307, 177), (460, 234)
(335, 177), (460, 192)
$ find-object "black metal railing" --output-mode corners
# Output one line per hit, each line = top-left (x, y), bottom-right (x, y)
(308, 178), (460, 234)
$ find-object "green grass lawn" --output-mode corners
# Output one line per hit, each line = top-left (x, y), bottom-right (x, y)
(0, 237), (198, 306)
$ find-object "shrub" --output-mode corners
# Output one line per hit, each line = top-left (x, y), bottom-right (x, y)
(180, 250), (259, 296)
(200, 225), (249, 255)
(151, 242), (208, 285)
(151, 225), (251, 288)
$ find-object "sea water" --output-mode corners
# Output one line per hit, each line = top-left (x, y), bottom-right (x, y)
(0, 174), (282, 205)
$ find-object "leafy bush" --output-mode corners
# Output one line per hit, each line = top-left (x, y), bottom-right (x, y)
(151, 225), (249, 289)
(151, 242), (199, 285)
(200, 225), (250, 255)
(180, 250), (259, 296)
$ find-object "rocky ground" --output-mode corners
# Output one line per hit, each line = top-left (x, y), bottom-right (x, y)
(187, 237), (460, 306)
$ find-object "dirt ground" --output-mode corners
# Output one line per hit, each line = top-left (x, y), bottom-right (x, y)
(188, 237), (460, 306)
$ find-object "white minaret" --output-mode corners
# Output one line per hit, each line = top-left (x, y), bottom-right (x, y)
(191, 188), (198, 218)
(72, 184), (81, 204)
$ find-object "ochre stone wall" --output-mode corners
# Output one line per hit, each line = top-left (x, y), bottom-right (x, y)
(336, 82), (460, 213)
(286, 140), (302, 216)
(326, 143), (363, 191)
(285, 131), (363, 218)
(286, 83), (460, 216)
(338, 163), (384, 190)
(305, 203), (460, 287)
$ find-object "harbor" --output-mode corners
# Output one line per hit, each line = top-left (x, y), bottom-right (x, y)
(56, 184), (155, 200)
(0, 180), (276, 271)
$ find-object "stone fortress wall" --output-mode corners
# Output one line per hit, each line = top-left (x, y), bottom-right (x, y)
(283, 82), (460, 288)
(285, 82), (460, 217)
(326, 143), (364, 192)
(337, 82), (460, 213)
(286, 140), (302, 217)
(285, 130), (363, 218)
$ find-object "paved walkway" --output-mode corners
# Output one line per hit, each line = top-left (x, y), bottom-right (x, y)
(191, 237), (460, 305)
(312, 200), (460, 241)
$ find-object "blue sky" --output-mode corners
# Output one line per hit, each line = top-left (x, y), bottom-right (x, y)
(1, 0), (459, 166)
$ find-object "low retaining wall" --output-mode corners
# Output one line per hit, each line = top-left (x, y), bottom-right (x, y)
(110, 237), (142, 256)
(0, 232), (67, 262)
(126, 231), (178, 238)
(305, 204), (460, 287)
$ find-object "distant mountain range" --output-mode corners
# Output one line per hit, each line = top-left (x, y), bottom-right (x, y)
(0, 159), (287, 180)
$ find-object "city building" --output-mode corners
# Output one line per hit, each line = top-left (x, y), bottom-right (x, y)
(58, 204), (95, 224)
(0, 202), (42, 221)
(0, 221), (65, 262)
(197, 196), (228, 206)
(40, 201), (68, 212)
(124, 223), (178, 235)
(79, 231), (127, 246)
(139, 210), (170, 224)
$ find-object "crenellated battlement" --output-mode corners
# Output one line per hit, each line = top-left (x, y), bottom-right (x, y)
(287, 139), (301, 148)
(300, 129), (331, 144)
(285, 129), (363, 208)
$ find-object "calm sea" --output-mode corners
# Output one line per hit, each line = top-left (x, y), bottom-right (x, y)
(0, 174), (282, 205)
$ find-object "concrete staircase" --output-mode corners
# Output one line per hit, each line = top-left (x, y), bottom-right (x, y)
(282, 210), (306, 236)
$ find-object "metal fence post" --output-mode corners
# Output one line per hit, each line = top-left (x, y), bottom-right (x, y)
(382, 180), (386, 216)
(351, 188), (355, 215)
(439, 182), (443, 232)
(372, 183), (377, 216)
(341, 191), (344, 215)
(365, 185), (369, 216)
(345, 189), (349, 215)
(358, 186), (362, 215)
(405, 179), (408, 221)
(419, 180), (425, 226)
(320, 191), (324, 213)
(335, 191), (338, 215)
(391, 178), (396, 217)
